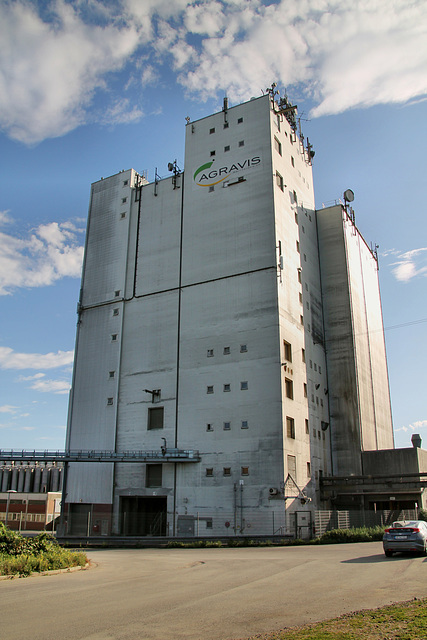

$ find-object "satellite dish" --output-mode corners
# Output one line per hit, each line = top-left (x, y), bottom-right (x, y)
(343, 189), (354, 202)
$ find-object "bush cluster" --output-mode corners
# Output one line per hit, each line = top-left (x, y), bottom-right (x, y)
(318, 525), (385, 544)
(0, 523), (87, 577)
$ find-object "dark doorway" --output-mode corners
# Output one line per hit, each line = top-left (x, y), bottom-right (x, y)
(68, 503), (91, 536)
(120, 496), (167, 536)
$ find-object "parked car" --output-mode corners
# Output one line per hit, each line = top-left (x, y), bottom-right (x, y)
(383, 520), (427, 557)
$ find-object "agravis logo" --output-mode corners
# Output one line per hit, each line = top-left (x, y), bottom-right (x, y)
(193, 156), (261, 187)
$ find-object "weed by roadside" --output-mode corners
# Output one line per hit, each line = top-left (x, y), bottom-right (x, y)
(0, 523), (87, 577)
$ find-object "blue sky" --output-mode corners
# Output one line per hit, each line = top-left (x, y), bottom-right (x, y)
(0, 0), (426, 451)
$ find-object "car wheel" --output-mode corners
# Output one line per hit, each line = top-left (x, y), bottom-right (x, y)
(384, 550), (394, 557)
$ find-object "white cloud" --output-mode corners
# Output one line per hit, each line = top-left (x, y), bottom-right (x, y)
(0, 217), (84, 295)
(1, 1), (427, 144)
(396, 419), (427, 433)
(101, 98), (144, 125)
(387, 247), (427, 282)
(0, 0), (141, 143)
(27, 378), (71, 395)
(0, 347), (74, 370)
(0, 405), (18, 414)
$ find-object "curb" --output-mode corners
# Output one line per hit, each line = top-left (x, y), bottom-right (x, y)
(0, 561), (92, 580)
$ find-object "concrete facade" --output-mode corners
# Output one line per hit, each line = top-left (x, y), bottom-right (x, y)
(63, 93), (394, 536)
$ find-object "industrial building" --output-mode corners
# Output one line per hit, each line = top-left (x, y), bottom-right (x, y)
(62, 90), (416, 538)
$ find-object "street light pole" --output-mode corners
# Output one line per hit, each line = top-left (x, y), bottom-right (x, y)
(5, 490), (17, 529)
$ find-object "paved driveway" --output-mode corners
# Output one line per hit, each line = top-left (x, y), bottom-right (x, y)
(1, 542), (426, 640)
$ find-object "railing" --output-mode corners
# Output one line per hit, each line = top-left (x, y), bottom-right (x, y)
(0, 449), (200, 463)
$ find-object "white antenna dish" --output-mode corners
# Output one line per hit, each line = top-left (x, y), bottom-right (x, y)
(344, 189), (354, 202)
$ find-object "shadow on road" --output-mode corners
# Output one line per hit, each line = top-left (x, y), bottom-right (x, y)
(343, 553), (427, 564)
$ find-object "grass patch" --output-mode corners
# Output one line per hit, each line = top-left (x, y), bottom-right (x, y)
(247, 598), (427, 639)
(0, 523), (87, 577)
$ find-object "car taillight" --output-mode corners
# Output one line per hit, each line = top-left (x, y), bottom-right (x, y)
(384, 528), (390, 533)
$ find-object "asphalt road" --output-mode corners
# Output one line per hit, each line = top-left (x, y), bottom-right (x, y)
(1, 542), (426, 640)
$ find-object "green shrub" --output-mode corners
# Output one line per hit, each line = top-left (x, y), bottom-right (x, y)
(0, 524), (87, 576)
(418, 508), (427, 522)
(318, 525), (384, 544)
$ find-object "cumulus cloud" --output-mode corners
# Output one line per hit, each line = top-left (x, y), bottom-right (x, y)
(396, 419), (427, 433)
(0, 0), (141, 143)
(1, 0), (426, 144)
(0, 216), (84, 295)
(0, 405), (18, 414)
(17, 372), (70, 394)
(385, 247), (427, 282)
(0, 347), (74, 370)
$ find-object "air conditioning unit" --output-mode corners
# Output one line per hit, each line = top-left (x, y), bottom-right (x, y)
(269, 487), (278, 496)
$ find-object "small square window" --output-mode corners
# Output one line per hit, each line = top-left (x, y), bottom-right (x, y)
(206, 423), (214, 432)
(113, 308), (119, 316)
(305, 419), (309, 434)
(115, 290), (121, 297)
(122, 197), (127, 204)
(111, 334), (118, 341)
(209, 186), (215, 192)
(206, 468), (214, 477)
(241, 420), (248, 429)
(209, 127), (215, 134)
(210, 150), (215, 156)
(223, 421), (231, 430)
(107, 397), (114, 405)
(120, 212), (126, 219)
(206, 519), (213, 528)
(123, 180), (128, 186)
(240, 381), (248, 391)
(238, 140), (244, 147)
(223, 383), (231, 392)
(223, 346), (230, 355)
(207, 385), (214, 394)
(224, 145), (230, 152)
(207, 349), (214, 357)
(283, 340), (292, 362)
(241, 466), (249, 476)
(223, 467), (231, 476)
(237, 117), (243, 124)
(240, 344), (247, 353)
(109, 371), (115, 378)
(223, 122), (229, 129)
